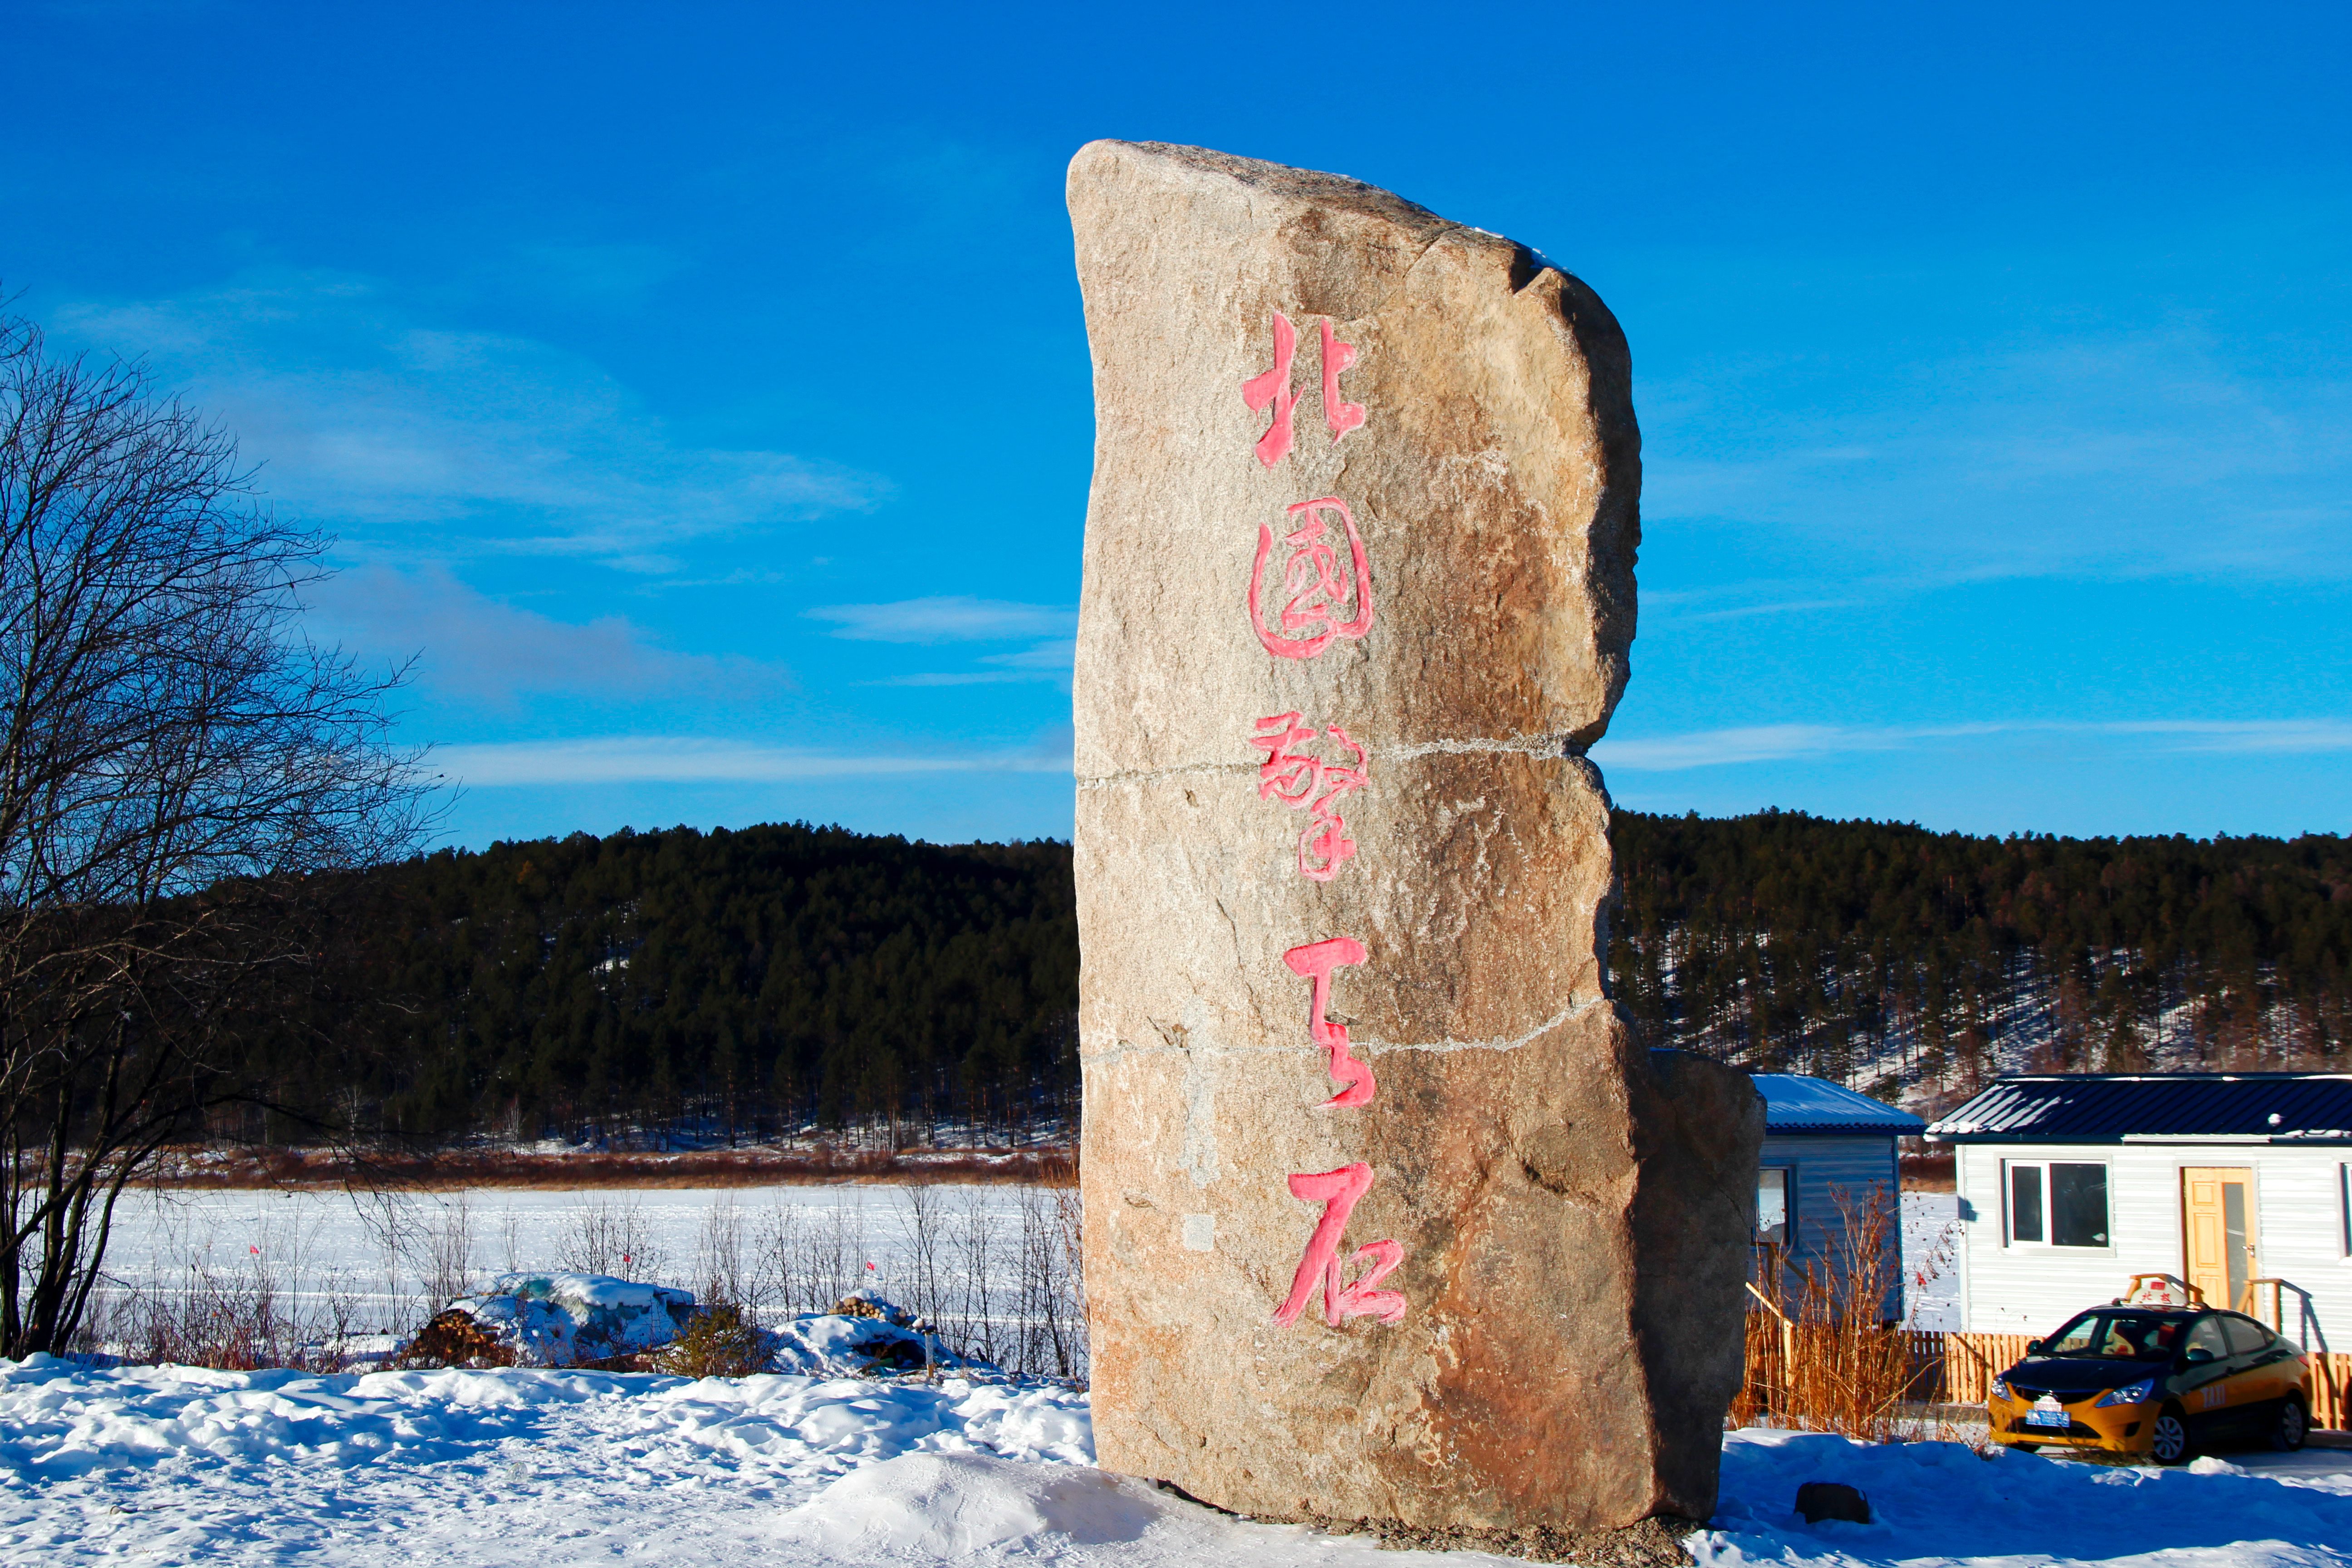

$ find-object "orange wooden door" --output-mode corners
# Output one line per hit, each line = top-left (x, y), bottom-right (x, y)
(2182, 1167), (2258, 1309)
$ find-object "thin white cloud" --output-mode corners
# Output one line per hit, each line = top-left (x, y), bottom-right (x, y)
(805, 597), (1076, 644)
(862, 634), (1077, 689)
(305, 564), (787, 705)
(2100, 719), (2352, 755)
(436, 736), (1070, 787)
(1667, 598), (1862, 625)
(984, 638), (1077, 671)
(1594, 725), (1920, 770)
(1593, 718), (2352, 771)
(53, 271), (885, 567)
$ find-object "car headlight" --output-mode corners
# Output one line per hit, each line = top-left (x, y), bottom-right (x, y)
(2095, 1377), (2157, 1408)
(1991, 1377), (2011, 1400)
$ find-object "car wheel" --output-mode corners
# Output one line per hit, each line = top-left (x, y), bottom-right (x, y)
(2272, 1395), (2309, 1454)
(2151, 1406), (2192, 1466)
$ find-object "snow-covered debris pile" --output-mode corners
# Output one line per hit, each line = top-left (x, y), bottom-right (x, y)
(417, 1272), (695, 1367)
(770, 1289), (985, 1377)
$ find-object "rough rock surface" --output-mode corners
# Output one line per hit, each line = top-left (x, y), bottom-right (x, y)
(1068, 141), (1762, 1534)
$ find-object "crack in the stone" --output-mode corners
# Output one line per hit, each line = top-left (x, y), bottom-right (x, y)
(1372, 734), (1573, 761)
(1077, 733), (1574, 787)
(1082, 996), (1599, 1066)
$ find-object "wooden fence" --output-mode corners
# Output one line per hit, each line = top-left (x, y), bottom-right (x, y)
(1748, 1321), (2352, 1430)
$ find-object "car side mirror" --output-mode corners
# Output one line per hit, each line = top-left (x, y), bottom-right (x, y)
(2185, 1347), (2215, 1365)
(2025, 1339), (2042, 1354)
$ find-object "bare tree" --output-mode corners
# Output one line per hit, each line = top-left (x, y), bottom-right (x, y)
(554, 1195), (666, 1282)
(0, 310), (429, 1355)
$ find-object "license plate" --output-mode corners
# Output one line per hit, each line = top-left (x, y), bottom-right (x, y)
(2026, 1399), (2070, 1428)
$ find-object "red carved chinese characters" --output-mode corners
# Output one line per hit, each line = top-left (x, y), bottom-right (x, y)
(1238, 305), (1402, 1331)
(1269, 938), (1405, 1328)
(1248, 713), (1366, 881)
(1248, 497), (1374, 661)
(1319, 318), (1364, 443)
(1242, 311), (1299, 468)
(1283, 937), (1374, 1107)
(1273, 1165), (1409, 1328)
(1245, 313), (1362, 467)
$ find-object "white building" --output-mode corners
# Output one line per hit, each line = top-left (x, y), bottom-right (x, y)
(1926, 1073), (2352, 1349)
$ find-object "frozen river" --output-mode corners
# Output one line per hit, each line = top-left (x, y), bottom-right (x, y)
(88, 1181), (1069, 1368)
(86, 1180), (1959, 1365)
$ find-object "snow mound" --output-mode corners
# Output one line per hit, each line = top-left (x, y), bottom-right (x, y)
(445, 1271), (694, 1366)
(776, 1451), (1160, 1555)
(1699, 1426), (2352, 1568)
(771, 1310), (980, 1376)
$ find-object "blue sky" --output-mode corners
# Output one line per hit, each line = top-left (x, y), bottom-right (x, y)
(7, 1), (2348, 845)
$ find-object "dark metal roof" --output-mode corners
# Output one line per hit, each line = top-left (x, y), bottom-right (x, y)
(1754, 1074), (1926, 1134)
(1926, 1074), (2352, 1144)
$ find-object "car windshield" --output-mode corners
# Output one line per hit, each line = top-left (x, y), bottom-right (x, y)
(2036, 1310), (2187, 1361)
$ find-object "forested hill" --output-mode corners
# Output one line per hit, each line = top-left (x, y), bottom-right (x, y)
(1609, 811), (2352, 1112)
(258, 824), (1077, 1147)
(250, 814), (2350, 1147)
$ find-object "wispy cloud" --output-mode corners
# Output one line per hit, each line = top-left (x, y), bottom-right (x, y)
(1593, 718), (2352, 770)
(805, 597), (1075, 643)
(54, 271), (886, 568)
(306, 564), (788, 706)
(436, 735), (1071, 786)
(875, 637), (1079, 687)
(1642, 593), (1865, 626)
(2099, 719), (2352, 755)
(811, 598), (1078, 689)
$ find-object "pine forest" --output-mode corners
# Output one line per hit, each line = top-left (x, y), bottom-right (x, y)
(235, 811), (2352, 1148)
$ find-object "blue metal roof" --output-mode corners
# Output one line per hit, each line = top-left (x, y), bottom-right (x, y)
(1754, 1074), (1926, 1135)
(1926, 1073), (2352, 1144)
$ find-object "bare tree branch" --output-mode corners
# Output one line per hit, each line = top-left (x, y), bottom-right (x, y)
(0, 309), (433, 1354)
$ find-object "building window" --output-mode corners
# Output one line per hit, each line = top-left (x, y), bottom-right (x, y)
(2006, 1160), (2109, 1248)
(1757, 1167), (1791, 1246)
(2008, 1162), (2043, 1243)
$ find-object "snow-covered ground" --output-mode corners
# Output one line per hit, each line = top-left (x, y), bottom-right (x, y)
(1705, 1427), (2352, 1568)
(4, 1356), (2349, 1568)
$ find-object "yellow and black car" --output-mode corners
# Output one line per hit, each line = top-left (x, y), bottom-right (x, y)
(1988, 1305), (2311, 1463)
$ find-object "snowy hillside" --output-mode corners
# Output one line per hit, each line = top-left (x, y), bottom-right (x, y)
(3, 1357), (2349, 1567)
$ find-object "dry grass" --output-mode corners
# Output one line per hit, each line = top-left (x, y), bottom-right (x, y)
(1735, 1185), (1971, 1444)
(77, 1258), (364, 1373)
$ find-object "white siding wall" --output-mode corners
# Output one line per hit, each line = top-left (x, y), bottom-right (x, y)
(1955, 1141), (2352, 1347)
(1760, 1132), (1902, 1317)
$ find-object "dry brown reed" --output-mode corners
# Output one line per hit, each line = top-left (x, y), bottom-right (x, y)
(1737, 1185), (1968, 1444)
(77, 1255), (363, 1373)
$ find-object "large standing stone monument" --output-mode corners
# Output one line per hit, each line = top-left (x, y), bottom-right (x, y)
(1069, 141), (1762, 1536)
